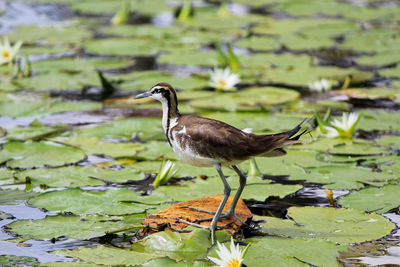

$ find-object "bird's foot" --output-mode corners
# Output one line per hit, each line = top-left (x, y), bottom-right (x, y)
(175, 218), (232, 230)
(180, 206), (248, 226)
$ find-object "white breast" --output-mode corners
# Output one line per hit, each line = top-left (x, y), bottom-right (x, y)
(168, 125), (218, 167)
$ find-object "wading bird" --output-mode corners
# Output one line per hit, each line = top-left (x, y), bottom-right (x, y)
(136, 83), (307, 244)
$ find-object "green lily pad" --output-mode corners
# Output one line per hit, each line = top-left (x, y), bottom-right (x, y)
(8, 24), (92, 45)
(56, 245), (156, 266)
(0, 189), (39, 205)
(3, 125), (66, 142)
(338, 184), (400, 213)
(242, 237), (348, 267)
(7, 213), (146, 240)
(0, 141), (86, 169)
(121, 73), (208, 91)
(130, 228), (229, 261)
(58, 137), (142, 158)
(84, 38), (199, 57)
(241, 183), (302, 201)
(0, 92), (100, 116)
(15, 166), (144, 188)
(190, 87), (300, 112)
(257, 206), (395, 244)
(141, 257), (212, 267)
(134, 141), (178, 161)
(70, 0), (171, 16)
(235, 36), (280, 51)
(32, 57), (132, 74)
(73, 117), (163, 141)
(158, 50), (219, 67)
(357, 110), (400, 131)
(99, 25), (183, 38)
(357, 50), (400, 66)
(340, 29), (400, 53)
(0, 255), (39, 267)
(29, 188), (171, 215)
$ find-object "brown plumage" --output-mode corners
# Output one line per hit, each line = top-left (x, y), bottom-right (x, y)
(135, 82), (308, 244)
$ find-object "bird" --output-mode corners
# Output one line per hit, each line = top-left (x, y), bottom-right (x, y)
(136, 83), (308, 244)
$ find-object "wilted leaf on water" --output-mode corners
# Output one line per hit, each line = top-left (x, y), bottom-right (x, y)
(15, 166), (144, 188)
(143, 195), (251, 235)
(0, 189), (38, 205)
(0, 141), (86, 169)
(338, 184), (400, 214)
(190, 87), (300, 112)
(257, 206), (395, 244)
(7, 213), (146, 240)
(131, 228), (229, 261)
(29, 188), (171, 215)
(241, 237), (348, 267)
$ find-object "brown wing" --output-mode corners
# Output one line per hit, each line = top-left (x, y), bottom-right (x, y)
(176, 115), (254, 162)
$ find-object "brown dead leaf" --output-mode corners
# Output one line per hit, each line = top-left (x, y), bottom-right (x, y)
(141, 195), (252, 237)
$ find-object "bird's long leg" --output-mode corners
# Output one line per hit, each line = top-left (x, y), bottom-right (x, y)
(209, 163), (231, 244)
(225, 165), (247, 217)
(180, 165), (248, 225)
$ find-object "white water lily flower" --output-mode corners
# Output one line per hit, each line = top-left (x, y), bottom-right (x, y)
(209, 68), (240, 91)
(308, 78), (332, 93)
(0, 37), (23, 65)
(325, 112), (361, 138)
(208, 237), (249, 267)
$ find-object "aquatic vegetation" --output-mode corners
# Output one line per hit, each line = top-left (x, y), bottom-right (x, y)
(308, 78), (333, 93)
(153, 160), (178, 188)
(0, 37), (22, 65)
(208, 237), (250, 267)
(209, 67), (240, 91)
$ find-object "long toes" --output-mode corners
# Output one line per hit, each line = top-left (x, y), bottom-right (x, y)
(175, 218), (209, 229)
(180, 206), (216, 215)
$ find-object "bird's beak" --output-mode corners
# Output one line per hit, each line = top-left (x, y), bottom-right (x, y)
(135, 91), (152, 99)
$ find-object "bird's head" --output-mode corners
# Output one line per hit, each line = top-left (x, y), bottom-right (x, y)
(135, 83), (177, 104)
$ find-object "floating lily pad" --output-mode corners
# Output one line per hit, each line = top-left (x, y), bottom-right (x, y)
(190, 87), (300, 111)
(158, 50), (219, 67)
(0, 189), (39, 205)
(241, 237), (348, 267)
(257, 206), (395, 244)
(99, 25), (183, 38)
(0, 92), (100, 116)
(241, 183), (302, 201)
(59, 137), (142, 158)
(29, 188), (171, 215)
(8, 25), (92, 45)
(340, 29), (400, 53)
(338, 184), (400, 213)
(357, 110), (400, 131)
(56, 245), (156, 266)
(235, 36), (280, 51)
(141, 257), (212, 267)
(15, 166), (144, 188)
(73, 117), (163, 141)
(71, 0), (171, 16)
(130, 228), (229, 261)
(134, 141), (178, 161)
(0, 141), (86, 169)
(3, 125), (66, 142)
(7, 213), (146, 240)
(0, 255), (39, 267)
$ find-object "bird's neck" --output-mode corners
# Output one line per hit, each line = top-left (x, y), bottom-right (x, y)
(161, 95), (180, 134)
